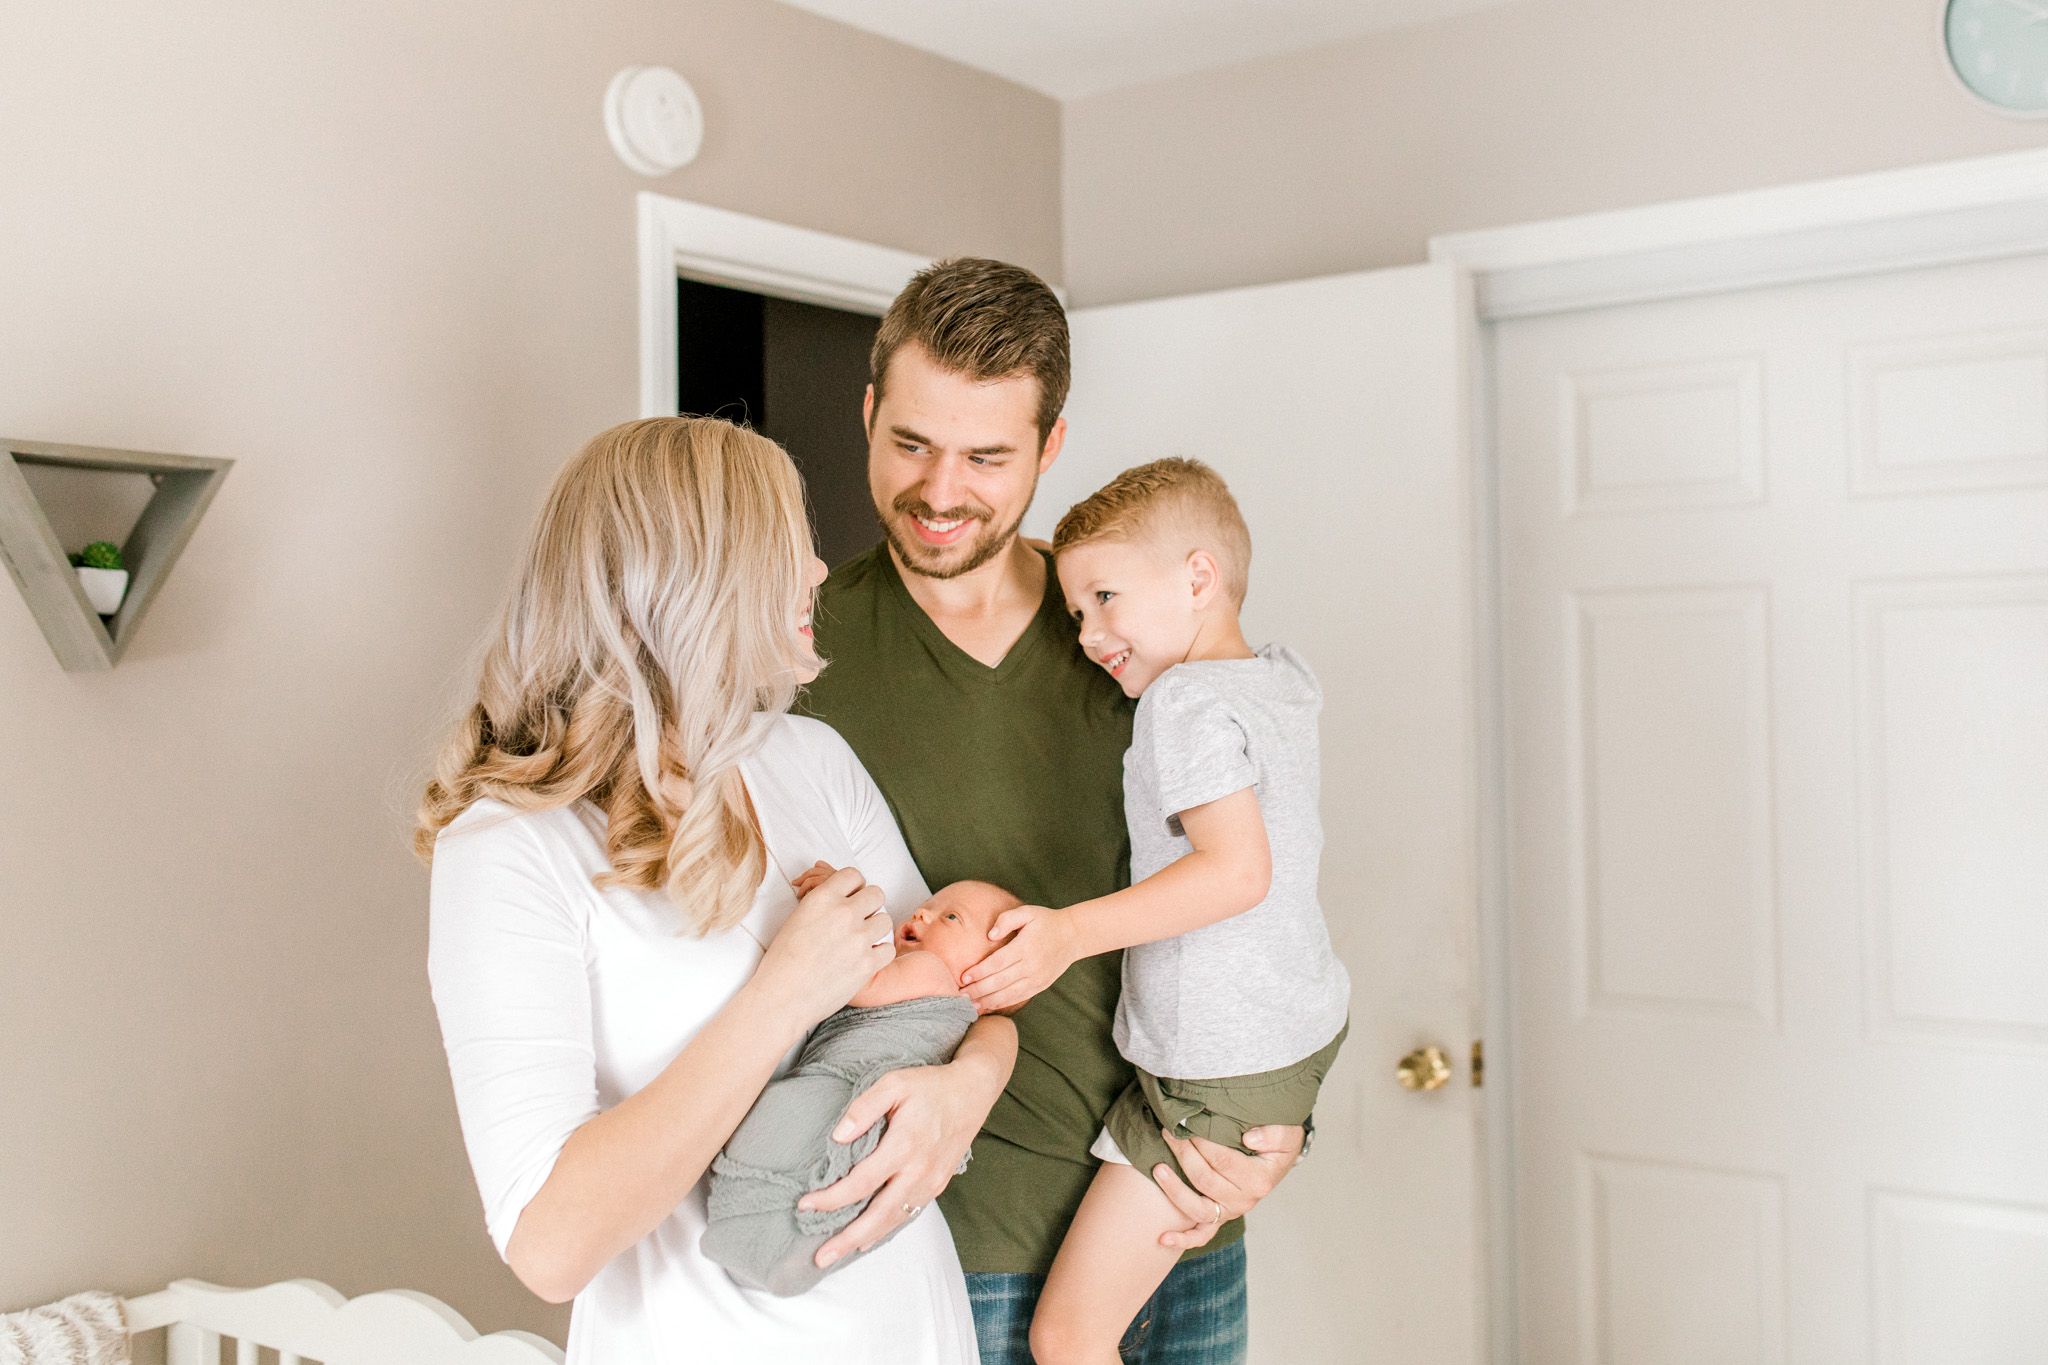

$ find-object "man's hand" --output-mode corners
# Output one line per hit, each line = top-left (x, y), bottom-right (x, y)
(1148, 1123), (1306, 1251)
(798, 1029), (1012, 1267)
(959, 905), (1081, 1013)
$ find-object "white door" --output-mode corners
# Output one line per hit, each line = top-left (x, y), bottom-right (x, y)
(1035, 265), (1487, 1365)
(1496, 251), (2048, 1362)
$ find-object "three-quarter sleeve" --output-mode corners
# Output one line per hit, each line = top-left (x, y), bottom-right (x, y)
(427, 806), (599, 1259)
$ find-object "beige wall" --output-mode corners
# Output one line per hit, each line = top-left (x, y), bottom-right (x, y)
(0, 0), (1055, 1342)
(1063, 0), (2048, 305)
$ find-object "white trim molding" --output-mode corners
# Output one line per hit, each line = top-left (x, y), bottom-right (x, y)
(1430, 146), (2048, 320)
(638, 194), (931, 418)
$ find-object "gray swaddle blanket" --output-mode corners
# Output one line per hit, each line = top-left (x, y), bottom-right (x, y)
(703, 993), (979, 1296)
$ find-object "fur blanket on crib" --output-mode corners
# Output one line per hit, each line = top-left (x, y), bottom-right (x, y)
(0, 1293), (128, 1365)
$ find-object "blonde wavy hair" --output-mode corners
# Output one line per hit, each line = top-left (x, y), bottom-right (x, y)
(416, 416), (820, 935)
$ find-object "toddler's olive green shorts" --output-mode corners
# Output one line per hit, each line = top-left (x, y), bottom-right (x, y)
(1102, 1021), (1348, 1189)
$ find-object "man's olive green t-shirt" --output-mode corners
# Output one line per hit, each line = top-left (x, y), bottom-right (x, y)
(794, 544), (1244, 1274)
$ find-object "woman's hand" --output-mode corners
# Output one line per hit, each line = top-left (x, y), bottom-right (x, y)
(1147, 1124), (1306, 1251)
(798, 1015), (1017, 1267)
(748, 864), (894, 1032)
(958, 904), (1081, 1013)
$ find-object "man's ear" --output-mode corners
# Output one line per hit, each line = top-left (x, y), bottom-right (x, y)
(863, 383), (876, 434)
(1186, 549), (1223, 607)
(1037, 415), (1067, 474)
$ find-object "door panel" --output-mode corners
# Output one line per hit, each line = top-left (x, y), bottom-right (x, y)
(1497, 252), (2048, 1363)
(1039, 265), (1484, 1365)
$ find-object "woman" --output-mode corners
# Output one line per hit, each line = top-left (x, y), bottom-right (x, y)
(420, 417), (1013, 1363)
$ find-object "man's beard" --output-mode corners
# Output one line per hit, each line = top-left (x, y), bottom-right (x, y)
(884, 487), (1032, 581)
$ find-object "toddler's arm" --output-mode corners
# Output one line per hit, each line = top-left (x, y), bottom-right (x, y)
(961, 786), (1270, 1013)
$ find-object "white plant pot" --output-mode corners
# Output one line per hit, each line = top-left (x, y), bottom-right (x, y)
(77, 566), (129, 615)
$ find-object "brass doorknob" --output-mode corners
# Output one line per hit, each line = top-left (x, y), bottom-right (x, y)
(1396, 1045), (1452, 1091)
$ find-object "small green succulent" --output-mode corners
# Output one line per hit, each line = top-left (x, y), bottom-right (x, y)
(78, 541), (123, 571)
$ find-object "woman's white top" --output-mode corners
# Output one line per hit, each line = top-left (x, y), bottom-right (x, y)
(428, 714), (978, 1365)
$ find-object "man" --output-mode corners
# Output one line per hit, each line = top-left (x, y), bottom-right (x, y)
(794, 258), (1304, 1364)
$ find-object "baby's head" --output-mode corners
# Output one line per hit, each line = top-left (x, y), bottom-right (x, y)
(1052, 457), (1251, 698)
(896, 880), (1021, 979)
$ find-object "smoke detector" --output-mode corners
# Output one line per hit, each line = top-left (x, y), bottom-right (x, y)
(604, 66), (704, 177)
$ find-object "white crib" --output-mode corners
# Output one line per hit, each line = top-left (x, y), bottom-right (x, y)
(121, 1278), (563, 1365)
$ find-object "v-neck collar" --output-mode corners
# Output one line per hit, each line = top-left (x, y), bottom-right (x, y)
(878, 544), (1058, 685)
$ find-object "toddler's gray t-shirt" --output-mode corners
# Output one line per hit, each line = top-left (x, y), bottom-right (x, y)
(1115, 644), (1351, 1079)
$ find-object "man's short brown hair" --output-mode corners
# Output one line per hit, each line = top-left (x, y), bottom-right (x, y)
(870, 258), (1070, 444)
(1053, 457), (1253, 607)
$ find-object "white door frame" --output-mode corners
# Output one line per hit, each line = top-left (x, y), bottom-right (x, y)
(1429, 143), (2048, 1365)
(637, 192), (931, 419)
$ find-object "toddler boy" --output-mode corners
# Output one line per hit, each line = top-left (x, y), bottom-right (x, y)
(959, 457), (1350, 1365)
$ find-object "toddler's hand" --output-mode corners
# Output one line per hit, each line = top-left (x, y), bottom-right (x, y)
(959, 905), (1079, 1013)
(791, 860), (838, 898)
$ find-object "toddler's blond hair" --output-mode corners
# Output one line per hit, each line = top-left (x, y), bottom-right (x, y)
(1052, 457), (1251, 607)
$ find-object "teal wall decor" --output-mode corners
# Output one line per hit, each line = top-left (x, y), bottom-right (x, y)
(1946, 0), (2048, 115)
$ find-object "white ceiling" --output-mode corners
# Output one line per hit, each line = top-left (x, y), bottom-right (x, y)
(771, 0), (1533, 100)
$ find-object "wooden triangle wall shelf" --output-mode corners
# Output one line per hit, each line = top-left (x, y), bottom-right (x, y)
(0, 438), (232, 671)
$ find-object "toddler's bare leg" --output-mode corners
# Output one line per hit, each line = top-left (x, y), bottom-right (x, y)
(1030, 1160), (1195, 1365)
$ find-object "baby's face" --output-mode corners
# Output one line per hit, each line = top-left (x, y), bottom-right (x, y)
(896, 881), (1015, 980)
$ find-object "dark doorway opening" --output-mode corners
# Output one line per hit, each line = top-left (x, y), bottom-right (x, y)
(677, 277), (882, 570)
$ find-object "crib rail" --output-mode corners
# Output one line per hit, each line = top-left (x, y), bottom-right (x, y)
(122, 1278), (563, 1365)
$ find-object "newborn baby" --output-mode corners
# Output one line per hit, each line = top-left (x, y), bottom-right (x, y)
(701, 870), (1019, 1296)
